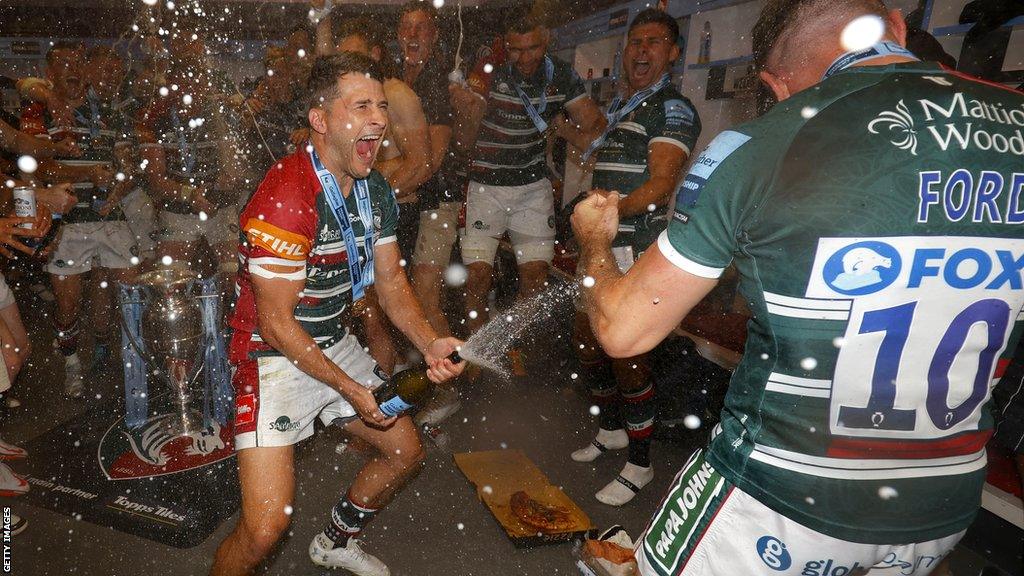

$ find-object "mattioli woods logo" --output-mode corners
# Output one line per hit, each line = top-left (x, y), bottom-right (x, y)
(98, 413), (234, 480)
(869, 92), (1024, 156)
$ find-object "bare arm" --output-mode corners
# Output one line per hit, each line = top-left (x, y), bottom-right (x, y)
(559, 96), (607, 151)
(375, 81), (432, 198)
(252, 265), (392, 426)
(313, 5), (335, 57)
(572, 193), (717, 357)
(425, 124), (451, 179)
(616, 142), (688, 218)
(0, 119), (79, 159)
(448, 83), (486, 154)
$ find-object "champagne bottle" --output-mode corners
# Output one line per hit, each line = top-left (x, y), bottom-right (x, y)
(334, 352), (462, 425)
(376, 351), (462, 417)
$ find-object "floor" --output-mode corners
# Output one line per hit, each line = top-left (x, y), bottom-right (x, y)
(1, 273), (1020, 576)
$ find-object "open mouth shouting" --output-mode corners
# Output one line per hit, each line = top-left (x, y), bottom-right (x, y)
(354, 132), (383, 167)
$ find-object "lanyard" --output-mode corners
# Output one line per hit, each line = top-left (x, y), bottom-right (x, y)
(74, 88), (102, 139)
(583, 74), (672, 161)
(308, 146), (376, 302)
(510, 56), (555, 133)
(169, 108), (197, 175)
(822, 41), (918, 80)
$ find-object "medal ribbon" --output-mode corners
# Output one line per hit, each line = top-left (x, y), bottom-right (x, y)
(169, 108), (197, 175)
(510, 56), (555, 133)
(583, 74), (672, 161)
(309, 146), (375, 302)
(822, 41), (918, 80)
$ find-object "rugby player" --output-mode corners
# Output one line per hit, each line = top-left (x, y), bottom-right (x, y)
(570, 9), (701, 507)
(573, 0), (1024, 572)
(462, 13), (604, 371)
(210, 53), (463, 576)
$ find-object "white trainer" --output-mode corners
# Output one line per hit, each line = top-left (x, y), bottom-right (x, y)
(309, 533), (390, 576)
(413, 386), (461, 427)
(0, 437), (27, 460)
(571, 428), (628, 462)
(0, 463), (29, 497)
(595, 462), (653, 506)
(64, 355), (84, 399)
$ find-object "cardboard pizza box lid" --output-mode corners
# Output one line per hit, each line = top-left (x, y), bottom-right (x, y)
(455, 449), (595, 547)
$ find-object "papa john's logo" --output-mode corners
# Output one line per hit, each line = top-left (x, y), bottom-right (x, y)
(822, 241), (902, 296)
(98, 413), (234, 480)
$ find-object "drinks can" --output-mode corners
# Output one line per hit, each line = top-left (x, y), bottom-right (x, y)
(12, 186), (36, 228)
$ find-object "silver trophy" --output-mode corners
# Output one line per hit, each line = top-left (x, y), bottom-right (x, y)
(125, 267), (206, 437)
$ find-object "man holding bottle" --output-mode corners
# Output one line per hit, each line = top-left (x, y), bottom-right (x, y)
(211, 54), (463, 576)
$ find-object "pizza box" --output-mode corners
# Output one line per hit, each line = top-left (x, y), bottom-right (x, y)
(454, 449), (596, 548)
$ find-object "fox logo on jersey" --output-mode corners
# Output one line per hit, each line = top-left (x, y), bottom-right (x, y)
(823, 241), (902, 295)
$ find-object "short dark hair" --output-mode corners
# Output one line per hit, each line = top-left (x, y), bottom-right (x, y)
(335, 17), (385, 51)
(86, 44), (120, 62)
(628, 9), (679, 42)
(752, 0), (888, 70)
(47, 41), (83, 64)
(399, 1), (438, 22)
(307, 53), (383, 109)
(506, 12), (546, 35)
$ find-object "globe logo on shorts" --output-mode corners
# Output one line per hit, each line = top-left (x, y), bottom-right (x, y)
(823, 241), (901, 296)
(755, 535), (792, 571)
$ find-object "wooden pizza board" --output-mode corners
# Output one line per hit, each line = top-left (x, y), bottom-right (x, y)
(455, 449), (596, 548)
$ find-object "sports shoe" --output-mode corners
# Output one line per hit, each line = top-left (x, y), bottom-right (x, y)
(0, 437), (27, 460)
(571, 428), (628, 463)
(64, 355), (84, 399)
(10, 513), (26, 536)
(0, 463), (29, 497)
(413, 386), (461, 427)
(595, 462), (653, 506)
(309, 533), (390, 575)
(507, 348), (527, 377)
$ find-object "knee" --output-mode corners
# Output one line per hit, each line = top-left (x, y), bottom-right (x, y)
(387, 438), (426, 475)
(239, 511), (291, 559)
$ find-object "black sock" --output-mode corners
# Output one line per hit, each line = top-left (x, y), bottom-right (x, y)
(627, 437), (652, 468)
(323, 492), (378, 548)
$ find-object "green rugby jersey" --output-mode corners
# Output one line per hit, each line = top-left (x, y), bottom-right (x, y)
(470, 56), (587, 187)
(230, 151), (399, 358)
(660, 62), (1024, 544)
(591, 85), (700, 251)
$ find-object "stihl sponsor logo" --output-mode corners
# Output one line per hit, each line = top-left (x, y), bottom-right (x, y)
(244, 218), (310, 261)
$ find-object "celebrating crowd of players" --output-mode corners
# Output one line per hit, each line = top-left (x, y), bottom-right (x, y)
(0, 0), (1022, 574)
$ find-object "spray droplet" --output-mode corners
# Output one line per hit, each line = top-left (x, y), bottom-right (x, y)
(483, 63), (494, 74)
(159, 86), (169, 97)
(161, 255), (173, 266)
(878, 486), (898, 500)
(468, 310), (478, 319)
(589, 405), (600, 416)
(800, 357), (818, 370)
(801, 106), (819, 119)
(297, 49), (306, 58)
(841, 15), (885, 52)
(17, 155), (37, 174)
(198, 211), (208, 221)
(182, 94), (193, 105)
(684, 414), (702, 429)
(432, 0), (444, 7)
(571, 373), (578, 380)
(444, 263), (467, 287)
(582, 276), (596, 288)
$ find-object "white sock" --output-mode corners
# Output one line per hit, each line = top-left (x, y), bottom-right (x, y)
(571, 428), (628, 462)
(595, 462), (653, 506)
